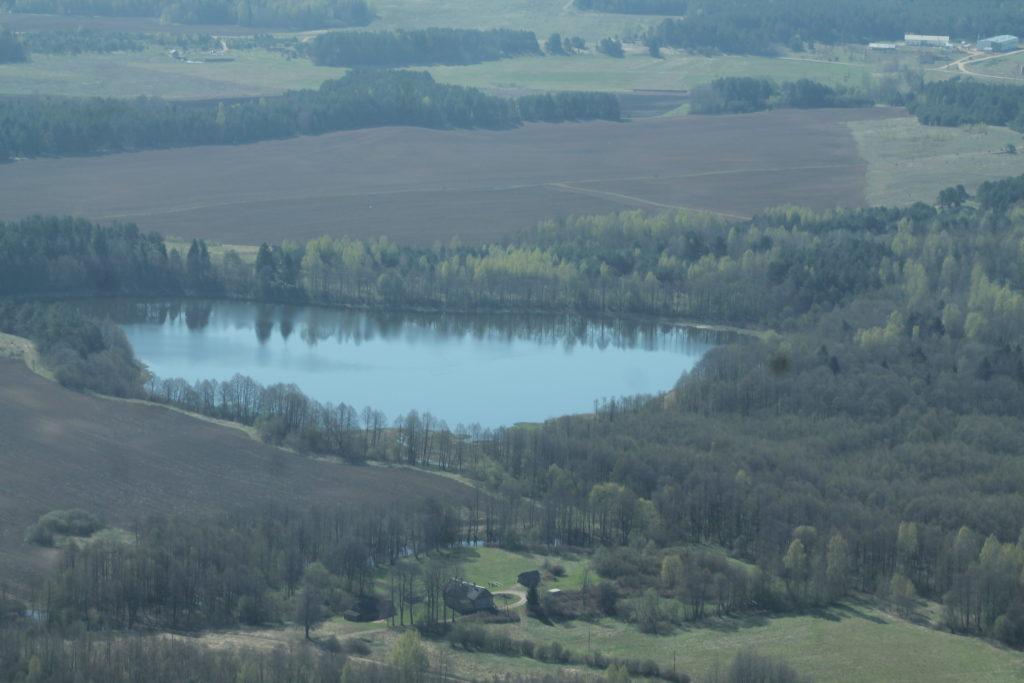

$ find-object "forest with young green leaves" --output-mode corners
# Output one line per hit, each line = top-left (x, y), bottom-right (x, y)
(5, 170), (1024, 669)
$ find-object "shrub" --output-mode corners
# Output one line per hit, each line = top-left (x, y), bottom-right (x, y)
(25, 509), (104, 546)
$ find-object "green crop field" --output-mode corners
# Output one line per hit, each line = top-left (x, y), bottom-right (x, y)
(437, 602), (1024, 682)
(850, 116), (1024, 206)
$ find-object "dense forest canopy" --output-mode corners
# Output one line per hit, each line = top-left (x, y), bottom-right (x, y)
(0, 0), (373, 29)
(908, 79), (1024, 132)
(622, 0), (1024, 55)
(308, 28), (541, 67)
(0, 70), (619, 159)
(689, 77), (874, 115)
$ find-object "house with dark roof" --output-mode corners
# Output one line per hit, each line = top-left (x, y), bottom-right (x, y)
(443, 579), (495, 614)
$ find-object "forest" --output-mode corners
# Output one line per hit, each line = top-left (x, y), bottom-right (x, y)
(908, 79), (1024, 132)
(689, 77), (874, 115)
(635, 0), (1024, 55)
(0, 0), (372, 29)
(0, 70), (619, 159)
(17, 28), (145, 54)
(6, 169), (1024, 660)
(308, 28), (540, 68)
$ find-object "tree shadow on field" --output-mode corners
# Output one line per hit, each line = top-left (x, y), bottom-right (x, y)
(822, 602), (888, 625)
(687, 613), (770, 634)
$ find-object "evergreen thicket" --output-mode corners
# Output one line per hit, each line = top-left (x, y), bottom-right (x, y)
(308, 28), (540, 67)
(0, 71), (619, 159)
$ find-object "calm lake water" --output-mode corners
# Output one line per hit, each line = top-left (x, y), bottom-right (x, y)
(105, 301), (719, 428)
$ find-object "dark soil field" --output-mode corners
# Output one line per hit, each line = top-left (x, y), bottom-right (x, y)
(0, 107), (905, 245)
(0, 360), (473, 594)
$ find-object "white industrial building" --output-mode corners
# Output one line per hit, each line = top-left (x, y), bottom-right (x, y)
(904, 34), (951, 47)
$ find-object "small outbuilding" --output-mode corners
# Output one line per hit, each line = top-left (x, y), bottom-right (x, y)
(443, 580), (495, 614)
(343, 595), (395, 622)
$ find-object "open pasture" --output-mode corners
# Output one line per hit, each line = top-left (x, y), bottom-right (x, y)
(433, 602), (1024, 682)
(0, 107), (899, 245)
(0, 359), (473, 594)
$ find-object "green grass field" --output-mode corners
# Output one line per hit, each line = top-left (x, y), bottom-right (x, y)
(0, 48), (344, 99)
(442, 601), (1024, 682)
(456, 547), (591, 591)
(425, 50), (876, 93)
(850, 116), (1024, 206)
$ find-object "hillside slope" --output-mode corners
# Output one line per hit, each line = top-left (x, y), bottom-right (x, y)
(0, 360), (471, 593)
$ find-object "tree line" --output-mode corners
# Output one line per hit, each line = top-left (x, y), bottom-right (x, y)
(907, 78), (1024, 132)
(308, 28), (540, 67)
(689, 77), (873, 115)
(0, 0), (372, 29)
(17, 28), (145, 54)
(0, 70), (619, 159)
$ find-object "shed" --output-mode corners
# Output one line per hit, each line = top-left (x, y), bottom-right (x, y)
(444, 580), (495, 614)
(343, 595), (395, 622)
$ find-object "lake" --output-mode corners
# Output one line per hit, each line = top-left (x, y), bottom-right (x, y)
(104, 301), (719, 428)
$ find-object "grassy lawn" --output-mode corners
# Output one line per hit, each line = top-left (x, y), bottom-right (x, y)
(426, 50), (875, 93)
(456, 547), (591, 592)
(850, 116), (1024, 206)
(462, 602), (1024, 682)
(0, 48), (344, 99)
(962, 52), (1024, 82)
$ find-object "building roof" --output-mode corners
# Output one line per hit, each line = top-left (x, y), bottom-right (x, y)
(981, 35), (1018, 43)
(445, 579), (492, 601)
(905, 34), (950, 43)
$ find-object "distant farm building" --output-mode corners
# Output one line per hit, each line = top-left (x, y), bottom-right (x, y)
(978, 35), (1019, 52)
(443, 580), (495, 614)
(342, 595), (395, 622)
(869, 42), (898, 51)
(905, 34), (951, 47)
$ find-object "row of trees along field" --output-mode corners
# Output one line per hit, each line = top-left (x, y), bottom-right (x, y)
(689, 77), (874, 115)
(908, 79), (1024, 132)
(307, 28), (541, 67)
(11, 30), (291, 55)
(574, 0), (1024, 55)
(8, 173), (1024, 645)
(0, 70), (619, 159)
(0, 0), (372, 29)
